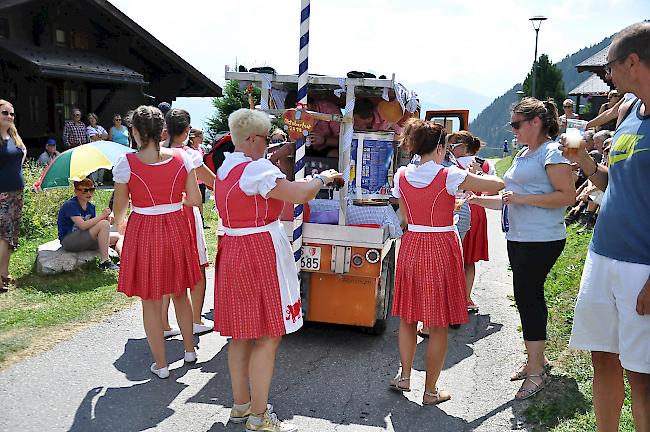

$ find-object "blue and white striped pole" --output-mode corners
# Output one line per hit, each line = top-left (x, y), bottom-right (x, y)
(292, 0), (309, 271)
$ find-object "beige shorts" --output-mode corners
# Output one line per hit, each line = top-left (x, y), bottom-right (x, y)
(569, 250), (650, 373)
(61, 229), (98, 252)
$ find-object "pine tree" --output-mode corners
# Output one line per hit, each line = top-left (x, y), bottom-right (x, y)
(522, 54), (566, 103)
(205, 80), (260, 141)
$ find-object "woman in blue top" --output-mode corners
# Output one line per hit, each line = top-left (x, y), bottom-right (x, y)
(108, 113), (130, 147)
(472, 97), (575, 400)
(0, 99), (26, 291)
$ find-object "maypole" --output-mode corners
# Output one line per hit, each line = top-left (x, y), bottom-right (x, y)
(292, 0), (309, 270)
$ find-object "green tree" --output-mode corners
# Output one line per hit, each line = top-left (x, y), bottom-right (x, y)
(522, 54), (566, 104)
(205, 80), (260, 140)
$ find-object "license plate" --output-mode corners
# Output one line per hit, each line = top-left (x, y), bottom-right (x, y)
(300, 246), (321, 271)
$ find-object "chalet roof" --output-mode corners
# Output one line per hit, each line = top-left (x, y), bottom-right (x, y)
(0, 39), (146, 84)
(568, 74), (611, 96)
(576, 45), (610, 82)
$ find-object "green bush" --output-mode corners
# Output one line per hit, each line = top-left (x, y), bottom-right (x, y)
(20, 161), (72, 239)
(19, 161), (112, 240)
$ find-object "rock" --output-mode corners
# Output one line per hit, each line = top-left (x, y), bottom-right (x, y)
(35, 240), (118, 275)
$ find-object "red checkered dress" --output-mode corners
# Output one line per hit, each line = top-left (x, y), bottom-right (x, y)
(458, 159), (489, 264)
(117, 150), (202, 300)
(213, 162), (289, 339)
(392, 168), (468, 327)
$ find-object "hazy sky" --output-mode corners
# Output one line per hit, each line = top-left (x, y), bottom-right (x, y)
(108, 0), (650, 128)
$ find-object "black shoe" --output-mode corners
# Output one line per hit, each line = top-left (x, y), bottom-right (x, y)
(449, 324), (461, 330)
(98, 260), (120, 271)
(577, 213), (597, 233)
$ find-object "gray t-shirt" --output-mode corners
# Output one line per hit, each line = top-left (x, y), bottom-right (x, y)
(503, 140), (569, 242)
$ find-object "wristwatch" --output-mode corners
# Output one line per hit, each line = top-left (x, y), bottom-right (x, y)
(313, 174), (327, 187)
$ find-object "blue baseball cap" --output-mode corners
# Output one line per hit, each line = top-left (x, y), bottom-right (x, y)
(46, 138), (57, 146)
(158, 102), (171, 114)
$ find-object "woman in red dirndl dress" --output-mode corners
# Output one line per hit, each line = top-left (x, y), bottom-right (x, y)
(213, 108), (341, 429)
(161, 108), (216, 336)
(389, 119), (504, 405)
(449, 131), (492, 312)
(112, 105), (202, 379)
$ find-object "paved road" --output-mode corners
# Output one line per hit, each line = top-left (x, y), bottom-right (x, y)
(0, 212), (532, 432)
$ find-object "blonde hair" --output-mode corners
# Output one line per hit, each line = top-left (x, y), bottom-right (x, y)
(0, 99), (25, 150)
(228, 108), (271, 146)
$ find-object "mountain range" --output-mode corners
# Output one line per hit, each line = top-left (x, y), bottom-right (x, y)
(406, 80), (493, 122)
(470, 35), (614, 156)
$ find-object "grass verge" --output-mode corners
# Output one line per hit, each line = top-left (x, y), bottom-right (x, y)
(495, 155), (514, 177)
(524, 225), (635, 431)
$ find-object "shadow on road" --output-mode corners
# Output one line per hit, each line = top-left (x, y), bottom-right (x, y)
(67, 312), (518, 432)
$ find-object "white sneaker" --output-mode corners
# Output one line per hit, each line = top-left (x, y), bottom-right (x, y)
(184, 351), (197, 364)
(193, 322), (214, 335)
(164, 328), (181, 338)
(150, 363), (169, 379)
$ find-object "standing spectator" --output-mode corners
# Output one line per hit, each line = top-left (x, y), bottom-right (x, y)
(108, 114), (129, 147)
(213, 108), (341, 430)
(112, 105), (201, 379)
(37, 139), (60, 166)
(449, 131), (491, 312)
(389, 119), (503, 405)
(87, 113), (109, 185)
(566, 22), (650, 432)
(503, 139), (510, 157)
(63, 108), (89, 149)
(57, 178), (120, 270)
(0, 99), (25, 292)
(559, 98), (580, 134)
(188, 127), (208, 224)
(598, 90), (623, 131)
(472, 97), (575, 400)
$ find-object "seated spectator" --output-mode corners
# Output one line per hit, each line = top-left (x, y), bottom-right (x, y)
(63, 108), (89, 149)
(37, 139), (60, 166)
(307, 98), (342, 156)
(593, 130), (612, 153)
(108, 114), (129, 147)
(353, 98), (403, 134)
(57, 178), (121, 270)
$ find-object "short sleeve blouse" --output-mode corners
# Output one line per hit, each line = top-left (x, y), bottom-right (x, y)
(112, 150), (195, 184)
(392, 161), (467, 198)
(217, 152), (286, 198)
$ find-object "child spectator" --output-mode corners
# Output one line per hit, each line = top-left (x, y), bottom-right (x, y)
(57, 178), (121, 270)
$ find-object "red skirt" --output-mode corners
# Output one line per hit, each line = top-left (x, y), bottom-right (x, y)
(462, 203), (489, 264)
(117, 211), (202, 300)
(213, 232), (286, 339)
(392, 231), (468, 327)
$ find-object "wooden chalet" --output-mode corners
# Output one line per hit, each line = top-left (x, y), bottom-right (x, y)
(0, 0), (222, 152)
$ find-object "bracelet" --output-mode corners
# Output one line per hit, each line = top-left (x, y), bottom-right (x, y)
(586, 162), (599, 177)
(313, 175), (327, 187)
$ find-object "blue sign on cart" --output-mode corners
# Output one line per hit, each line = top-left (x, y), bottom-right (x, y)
(349, 132), (395, 201)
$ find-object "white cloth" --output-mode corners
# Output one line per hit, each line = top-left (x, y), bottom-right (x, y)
(217, 152), (286, 198)
(569, 250), (650, 374)
(112, 150), (195, 184)
(221, 220), (303, 335)
(182, 146), (204, 169)
(392, 161), (467, 198)
(132, 202), (183, 215)
(191, 206), (209, 265)
(456, 155), (496, 175)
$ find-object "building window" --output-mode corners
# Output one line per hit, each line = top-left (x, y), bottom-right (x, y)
(55, 29), (67, 46)
(63, 87), (80, 120)
(0, 17), (9, 39)
(71, 31), (89, 49)
(29, 95), (39, 124)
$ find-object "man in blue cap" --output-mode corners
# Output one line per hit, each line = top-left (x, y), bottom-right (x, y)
(37, 138), (60, 166)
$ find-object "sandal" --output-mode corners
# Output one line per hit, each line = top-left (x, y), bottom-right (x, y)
(388, 374), (411, 392)
(1, 275), (15, 286)
(515, 373), (549, 400)
(467, 301), (479, 312)
(422, 388), (451, 405)
(510, 361), (552, 381)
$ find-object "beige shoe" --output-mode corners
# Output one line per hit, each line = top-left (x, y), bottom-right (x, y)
(230, 403), (273, 424)
(245, 410), (297, 432)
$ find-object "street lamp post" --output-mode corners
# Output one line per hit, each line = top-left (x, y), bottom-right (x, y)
(529, 15), (547, 99)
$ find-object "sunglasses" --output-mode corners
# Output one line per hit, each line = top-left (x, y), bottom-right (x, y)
(1, 110), (16, 118)
(449, 142), (466, 150)
(509, 119), (530, 130)
(114, 118), (122, 121)
(271, 137), (286, 144)
(604, 53), (629, 75)
(76, 187), (96, 193)
(563, 105), (572, 108)
(254, 134), (270, 144)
